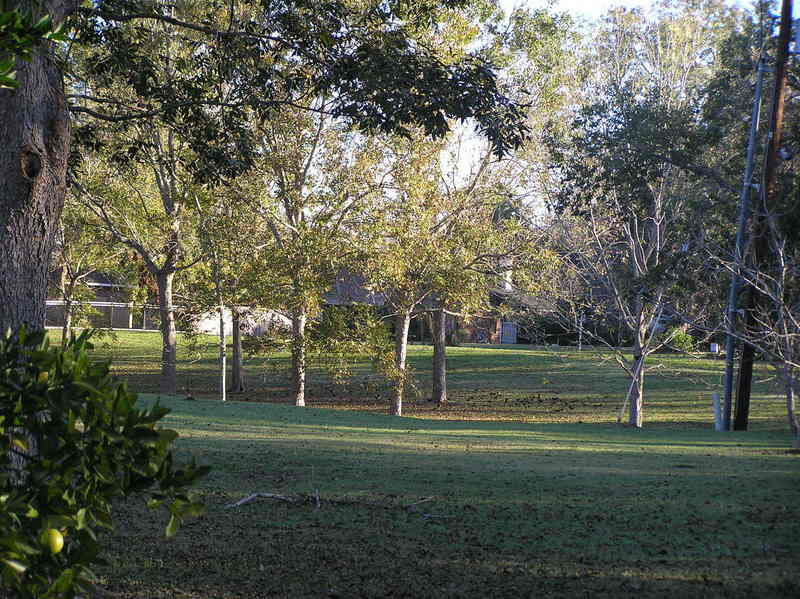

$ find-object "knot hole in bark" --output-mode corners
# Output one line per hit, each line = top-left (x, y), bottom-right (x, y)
(20, 147), (43, 180)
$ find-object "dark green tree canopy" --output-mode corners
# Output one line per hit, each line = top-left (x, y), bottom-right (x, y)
(71, 0), (529, 174)
(545, 87), (725, 217)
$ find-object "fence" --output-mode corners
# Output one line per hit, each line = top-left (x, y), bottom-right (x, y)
(45, 301), (162, 331)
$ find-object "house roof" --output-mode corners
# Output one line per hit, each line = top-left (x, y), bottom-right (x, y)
(323, 272), (386, 306)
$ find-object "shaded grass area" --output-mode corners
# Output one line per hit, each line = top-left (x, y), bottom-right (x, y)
(78, 330), (787, 429)
(98, 398), (799, 598)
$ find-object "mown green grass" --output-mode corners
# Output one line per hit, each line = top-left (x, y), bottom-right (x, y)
(76, 329), (786, 428)
(50, 331), (798, 597)
(97, 398), (798, 598)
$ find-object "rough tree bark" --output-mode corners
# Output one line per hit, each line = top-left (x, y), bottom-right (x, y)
(431, 305), (447, 406)
(291, 307), (307, 407)
(1, 1), (73, 483)
(230, 308), (246, 393)
(391, 310), (411, 416)
(156, 271), (178, 396)
(0, 1), (72, 333)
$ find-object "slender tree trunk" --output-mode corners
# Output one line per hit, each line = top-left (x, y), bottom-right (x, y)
(391, 310), (411, 416)
(58, 267), (69, 346)
(156, 271), (178, 396)
(218, 302), (226, 403)
(787, 386), (798, 439)
(628, 355), (645, 428)
(291, 307), (307, 407)
(211, 250), (226, 402)
(0, 17), (70, 333)
(62, 299), (72, 346)
(626, 313), (646, 428)
(431, 306), (447, 406)
(784, 367), (799, 439)
(734, 339), (754, 431)
(230, 308), (246, 393)
(60, 270), (73, 347)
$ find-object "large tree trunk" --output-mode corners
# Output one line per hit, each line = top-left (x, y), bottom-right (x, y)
(156, 271), (178, 396)
(1, 10), (71, 485)
(291, 307), (307, 407)
(230, 308), (246, 393)
(391, 310), (411, 416)
(0, 12), (70, 333)
(431, 306), (447, 406)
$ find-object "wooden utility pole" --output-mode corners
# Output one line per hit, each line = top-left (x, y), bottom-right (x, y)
(722, 56), (766, 429)
(734, 0), (793, 430)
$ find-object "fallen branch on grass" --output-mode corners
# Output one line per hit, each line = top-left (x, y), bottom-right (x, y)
(404, 496), (435, 510)
(225, 493), (296, 508)
(225, 492), (455, 520)
(404, 496), (453, 519)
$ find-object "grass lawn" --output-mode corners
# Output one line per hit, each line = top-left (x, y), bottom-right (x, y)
(50, 331), (799, 597)
(78, 329), (788, 428)
(97, 398), (798, 598)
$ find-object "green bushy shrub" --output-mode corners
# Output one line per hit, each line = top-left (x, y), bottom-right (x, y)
(0, 328), (208, 598)
(665, 327), (696, 353)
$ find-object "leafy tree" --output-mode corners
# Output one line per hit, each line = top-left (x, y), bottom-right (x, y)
(362, 132), (544, 415)
(178, 192), (269, 397)
(50, 192), (129, 346)
(545, 1), (741, 427)
(74, 128), (203, 397)
(238, 105), (381, 407)
(346, 2), (570, 410)
(0, 0), (528, 334)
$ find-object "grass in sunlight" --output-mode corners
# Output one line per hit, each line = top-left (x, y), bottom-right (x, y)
(69, 330), (789, 430)
(95, 397), (799, 599)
